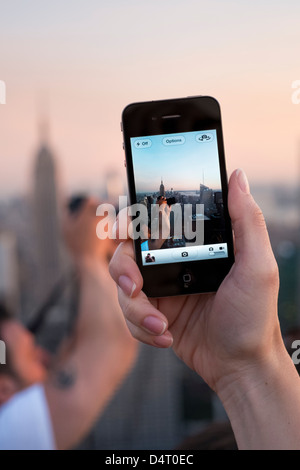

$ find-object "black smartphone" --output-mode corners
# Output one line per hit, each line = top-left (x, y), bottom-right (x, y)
(121, 96), (234, 297)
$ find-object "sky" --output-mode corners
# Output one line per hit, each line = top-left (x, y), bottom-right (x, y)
(0, 0), (300, 199)
(132, 130), (221, 192)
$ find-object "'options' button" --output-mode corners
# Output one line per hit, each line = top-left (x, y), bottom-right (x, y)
(163, 136), (185, 146)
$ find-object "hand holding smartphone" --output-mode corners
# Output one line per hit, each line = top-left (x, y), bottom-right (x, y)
(113, 97), (289, 452)
(111, 129), (288, 451)
(121, 96), (234, 297)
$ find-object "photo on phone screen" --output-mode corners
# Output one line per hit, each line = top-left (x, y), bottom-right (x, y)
(130, 129), (228, 267)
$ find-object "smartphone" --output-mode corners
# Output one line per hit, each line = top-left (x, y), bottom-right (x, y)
(121, 96), (234, 297)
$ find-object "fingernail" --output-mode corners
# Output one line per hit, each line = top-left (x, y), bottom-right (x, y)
(118, 275), (136, 297)
(153, 331), (173, 348)
(236, 168), (250, 194)
(142, 315), (167, 335)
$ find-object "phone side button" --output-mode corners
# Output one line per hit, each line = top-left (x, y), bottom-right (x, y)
(124, 159), (126, 168)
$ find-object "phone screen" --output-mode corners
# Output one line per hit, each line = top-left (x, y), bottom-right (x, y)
(130, 129), (229, 267)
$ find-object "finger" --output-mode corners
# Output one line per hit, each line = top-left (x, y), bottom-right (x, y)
(109, 239), (143, 298)
(118, 287), (173, 348)
(126, 319), (174, 348)
(228, 169), (278, 280)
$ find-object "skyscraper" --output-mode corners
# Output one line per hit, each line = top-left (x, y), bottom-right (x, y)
(199, 183), (209, 201)
(0, 231), (20, 314)
(33, 119), (63, 300)
(159, 178), (165, 197)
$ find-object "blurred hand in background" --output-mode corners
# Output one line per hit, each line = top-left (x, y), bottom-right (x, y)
(0, 196), (138, 450)
(62, 197), (116, 264)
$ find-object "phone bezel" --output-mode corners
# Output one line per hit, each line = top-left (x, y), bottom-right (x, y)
(122, 96), (234, 297)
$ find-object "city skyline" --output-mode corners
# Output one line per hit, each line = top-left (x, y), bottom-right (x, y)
(1, 1), (300, 198)
(132, 130), (222, 193)
(136, 182), (222, 195)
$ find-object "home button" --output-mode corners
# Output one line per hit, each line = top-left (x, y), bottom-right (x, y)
(183, 273), (192, 283)
(181, 269), (194, 288)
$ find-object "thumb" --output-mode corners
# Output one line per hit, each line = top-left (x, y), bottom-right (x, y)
(228, 169), (276, 273)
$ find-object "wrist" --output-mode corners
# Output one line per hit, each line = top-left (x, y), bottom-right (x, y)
(216, 342), (300, 449)
(216, 333), (287, 403)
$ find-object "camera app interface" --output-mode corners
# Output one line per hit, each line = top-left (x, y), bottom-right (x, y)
(130, 130), (229, 266)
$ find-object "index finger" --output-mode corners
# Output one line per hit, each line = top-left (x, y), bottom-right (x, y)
(109, 239), (143, 298)
(109, 239), (172, 348)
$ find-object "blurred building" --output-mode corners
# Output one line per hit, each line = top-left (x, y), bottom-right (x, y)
(159, 179), (165, 197)
(0, 231), (20, 314)
(32, 121), (63, 302)
(28, 121), (75, 352)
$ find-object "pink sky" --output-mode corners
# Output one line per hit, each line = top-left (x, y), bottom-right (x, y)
(0, 1), (300, 198)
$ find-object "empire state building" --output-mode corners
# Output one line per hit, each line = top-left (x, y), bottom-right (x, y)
(33, 119), (63, 300)
(159, 179), (165, 197)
